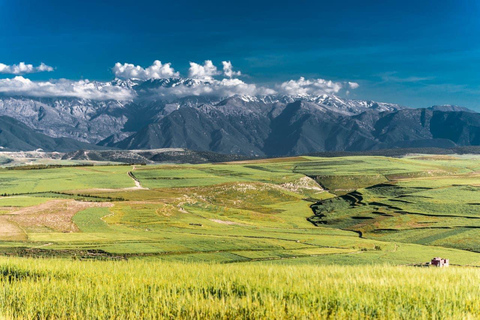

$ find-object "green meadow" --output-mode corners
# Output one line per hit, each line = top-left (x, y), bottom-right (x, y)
(0, 154), (480, 317)
(0, 155), (479, 264)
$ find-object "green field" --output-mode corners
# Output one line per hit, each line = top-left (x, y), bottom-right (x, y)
(0, 155), (478, 265)
(0, 154), (480, 317)
(1, 257), (480, 319)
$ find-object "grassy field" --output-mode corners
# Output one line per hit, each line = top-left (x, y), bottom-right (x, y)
(2, 257), (480, 319)
(0, 154), (478, 317)
(300, 155), (480, 253)
(0, 155), (477, 265)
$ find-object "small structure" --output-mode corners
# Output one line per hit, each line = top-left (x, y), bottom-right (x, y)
(430, 257), (449, 267)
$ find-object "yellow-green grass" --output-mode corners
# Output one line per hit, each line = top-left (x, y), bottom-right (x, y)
(133, 161), (307, 189)
(2, 155), (480, 318)
(305, 156), (480, 253)
(3, 258), (480, 319)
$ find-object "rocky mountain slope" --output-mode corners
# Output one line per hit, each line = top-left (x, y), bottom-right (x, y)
(0, 78), (403, 144)
(0, 116), (100, 151)
(0, 77), (479, 156)
(109, 102), (480, 156)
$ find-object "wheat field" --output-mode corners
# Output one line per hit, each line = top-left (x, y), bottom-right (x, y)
(1, 257), (479, 319)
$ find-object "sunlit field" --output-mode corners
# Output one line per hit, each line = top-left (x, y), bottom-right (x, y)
(0, 154), (479, 318)
(2, 257), (480, 319)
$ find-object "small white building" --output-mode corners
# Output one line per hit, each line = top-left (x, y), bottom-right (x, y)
(430, 257), (449, 267)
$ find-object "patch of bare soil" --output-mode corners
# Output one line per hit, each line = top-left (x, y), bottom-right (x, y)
(210, 219), (244, 225)
(7, 200), (113, 233)
(0, 216), (26, 240)
(280, 176), (324, 193)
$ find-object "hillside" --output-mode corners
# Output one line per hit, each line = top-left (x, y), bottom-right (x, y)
(0, 154), (477, 265)
(111, 105), (480, 156)
(0, 153), (479, 318)
(0, 116), (100, 152)
(0, 85), (403, 146)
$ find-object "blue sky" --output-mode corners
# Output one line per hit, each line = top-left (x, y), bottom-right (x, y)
(1, 0), (480, 109)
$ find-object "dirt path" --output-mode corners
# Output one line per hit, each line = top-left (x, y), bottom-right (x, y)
(126, 166), (149, 190)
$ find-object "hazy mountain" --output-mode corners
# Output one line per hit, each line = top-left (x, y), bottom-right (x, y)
(428, 105), (476, 113)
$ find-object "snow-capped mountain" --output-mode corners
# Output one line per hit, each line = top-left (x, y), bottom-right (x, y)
(0, 77), (405, 144)
(0, 77), (478, 156)
(0, 97), (131, 143)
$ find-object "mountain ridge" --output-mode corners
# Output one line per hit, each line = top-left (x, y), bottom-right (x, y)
(0, 77), (478, 156)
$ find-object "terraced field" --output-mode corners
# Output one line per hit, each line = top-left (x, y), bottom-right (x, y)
(0, 154), (479, 265)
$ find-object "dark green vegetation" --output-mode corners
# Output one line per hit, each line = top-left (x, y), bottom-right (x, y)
(0, 154), (478, 265)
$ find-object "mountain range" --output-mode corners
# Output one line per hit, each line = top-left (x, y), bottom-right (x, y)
(0, 77), (479, 156)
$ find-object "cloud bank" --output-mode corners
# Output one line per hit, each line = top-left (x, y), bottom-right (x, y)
(151, 78), (276, 99)
(0, 60), (358, 100)
(0, 62), (54, 75)
(0, 76), (134, 100)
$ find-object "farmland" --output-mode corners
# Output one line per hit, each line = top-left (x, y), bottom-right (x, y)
(0, 155), (478, 264)
(2, 258), (480, 319)
(0, 154), (479, 317)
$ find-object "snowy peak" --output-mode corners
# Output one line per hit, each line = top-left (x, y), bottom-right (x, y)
(0, 79), (414, 151)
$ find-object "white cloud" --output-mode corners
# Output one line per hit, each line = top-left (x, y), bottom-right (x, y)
(222, 61), (241, 78)
(188, 60), (220, 79)
(113, 60), (179, 80)
(0, 59), (359, 101)
(0, 76), (135, 100)
(277, 77), (345, 96)
(0, 62), (54, 75)
(348, 82), (360, 89)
